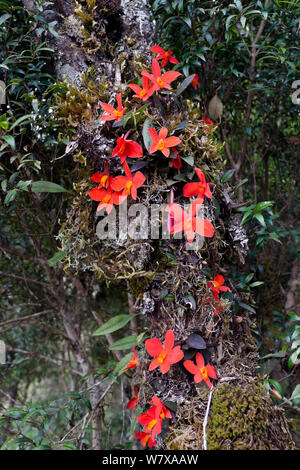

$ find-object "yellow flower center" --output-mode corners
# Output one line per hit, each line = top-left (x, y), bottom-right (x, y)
(130, 359), (138, 366)
(140, 89), (147, 98)
(119, 142), (126, 155)
(157, 77), (164, 87)
(103, 194), (111, 204)
(141, 434), (150, 446)
(100, 175), (108, 187)
(200, 366), (208, 379)
(147, 419), (157, 431)
(185, 219), (192, 230)
(198, 183), (205, 196)
(213, 280), (221, 288)
(114, 110), (123, 117)
(157, 138), (165, 151)
(157, 350), (167, 364)
(125, 181), (133, 194)
(164, 51), (170, 57)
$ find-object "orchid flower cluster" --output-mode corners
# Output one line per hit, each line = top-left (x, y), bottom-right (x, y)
(88, 44), (216, 242)
(88, 45), (232, 448)
(125, 329), (218, 447)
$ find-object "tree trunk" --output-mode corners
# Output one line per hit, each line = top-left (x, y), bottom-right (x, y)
(24, 0), (294, 450)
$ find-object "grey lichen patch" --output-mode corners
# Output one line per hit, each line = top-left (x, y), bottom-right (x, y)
(228, 214), (249, 264)
(120, 0), (155, 57)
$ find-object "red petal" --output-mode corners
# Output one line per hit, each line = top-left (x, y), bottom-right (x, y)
(183, 360), (199, 375)
(204, 377), (212, 388)
(160, 360), (171, 374)
(100, 102), (116, 114)
(116, 93), (122, 110)
(149, 358), (160, 371)
(185, 229), (195, 242)
(126, 397), (139, 409)
(194, 373), (203, 384)
(151, 45), (165, 54)
(219, 285), (230, 292)
(111, 176), (128, 192)
(88, 188), (106, 201)
(164, 136), (181, 147)
(142, 70), (155, 82)
(128, 83), (142, 95)
(159, 127), (168, 139)
(167, 346), (184, 364)
(145, 338), (163, 357)
(133, 171), (146, 189)
(214, 274), (224, 285)
(148, 128), (158, 143)
(190, 198), (204, 217)
(164, 329), (174, 351)
(205, 185), (212, 198)
(162, 147), (170, 157)
(126, 140), (143, 158)
(162, 71), (181, 83)
(183, 183), (200, 198)
(101, 114), (116, 121)
(122, 160), (132, 179)
(91, 172), (103, 183)
(194, 218), (215, 238)
(152, 59), (161, 79)
(195, 352), (204, 369)
(165, 203), (186, 222)
(142, 75), (150, 89)
(169, 56), (179, 64)
(206, 364), (218, 380)
(150, 142), (159, 154)
(195, 168), (205, 183)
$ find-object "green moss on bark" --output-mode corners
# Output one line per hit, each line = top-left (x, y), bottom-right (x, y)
(207, 382), (294, 450)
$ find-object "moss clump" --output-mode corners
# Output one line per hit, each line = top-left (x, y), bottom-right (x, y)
(128, 277), (150, 297)
(207, 382), (294, 450)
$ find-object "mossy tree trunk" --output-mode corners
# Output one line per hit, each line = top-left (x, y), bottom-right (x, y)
(24, 0), (294, 450)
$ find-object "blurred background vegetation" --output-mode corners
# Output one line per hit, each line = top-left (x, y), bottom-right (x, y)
(0, 0), (299, 449)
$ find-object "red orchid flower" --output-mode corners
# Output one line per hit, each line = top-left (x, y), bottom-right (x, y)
(137, 395), (171, 439)
(145, 329), (184, 374)
(137, 404), (163, 438)
(136, 396), (171, 447)
(148, 396), (172, 420)
(126, 385), (139, 410)
(148, 127), (181, 158)
(183, 352), (218, 388)
(142, 59), (181, 92)
(201, 107), (213, 126)
(183, 168), (212, 201)
(165, 200), (215, 243)
(111, 161), (145, 200)
(124, 346), (139, 370)
(88, 187), (126, 214)
(150, 45), (179, 67)
(208, 275), (231, 301)
(112, 135), (143, 164)
(90, 163), (112, 189)
(135, 431), (156, 448)
(128, 76), (154, 101)
(171, 147), (182, 172)
(100, 93), (127, 122)
(191, 73), (200, 89)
